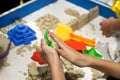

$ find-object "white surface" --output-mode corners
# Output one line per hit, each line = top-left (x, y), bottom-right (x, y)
(0, 0), (120, 80)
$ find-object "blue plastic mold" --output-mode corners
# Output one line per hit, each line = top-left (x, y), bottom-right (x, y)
(7, 23), (37, 46)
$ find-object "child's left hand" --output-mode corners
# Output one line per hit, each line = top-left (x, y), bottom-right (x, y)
(37, 39), (60, 66)
(100, 17), (115, 37)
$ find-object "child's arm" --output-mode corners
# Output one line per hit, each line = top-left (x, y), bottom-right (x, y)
(89, 57), (120, 79)
(50, 32), (120, 79)
(50, 61), (65, 80)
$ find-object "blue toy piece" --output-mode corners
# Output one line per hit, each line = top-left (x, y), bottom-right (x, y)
(7, 23), (37, 46)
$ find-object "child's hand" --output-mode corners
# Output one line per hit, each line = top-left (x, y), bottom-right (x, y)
(100, 17), (115, 37)
(37, 39), (60, 66)
(49, 32), (92, 67)
(37, 38), (65, 80)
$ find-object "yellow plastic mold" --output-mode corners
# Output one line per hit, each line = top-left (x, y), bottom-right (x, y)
(55, 23), (73, 41)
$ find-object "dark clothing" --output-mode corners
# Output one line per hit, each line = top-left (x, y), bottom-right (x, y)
(107, 76), (120, 80)
(0, 0), (30, 14)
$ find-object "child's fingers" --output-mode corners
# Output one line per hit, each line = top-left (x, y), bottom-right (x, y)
(49, 32), (67, 49)
(36, 46), (41, 53)
(57, 49), (66, 57)
(37, 39), (47, 55)
(41, 38), (49, 51)
(41, 38), (47, 46)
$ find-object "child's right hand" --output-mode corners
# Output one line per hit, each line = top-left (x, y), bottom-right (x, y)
(49, 32), (92, 67)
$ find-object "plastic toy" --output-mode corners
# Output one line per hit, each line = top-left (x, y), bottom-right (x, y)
(55, 23), (95, 47)
(7, 24), (37, 46)
(82, 48), (102, 59)
(20, 0), (23, 5)
(44, 30), (58, 49)
(111, 0), (120, 18)
(65, 40), (86, 52)
(70, 33), (95, 47)
(55, 23), (73, 41)
(44, 30), (54, 48)
(31, 51), (46, 65)
(0, 41), (11, 59)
